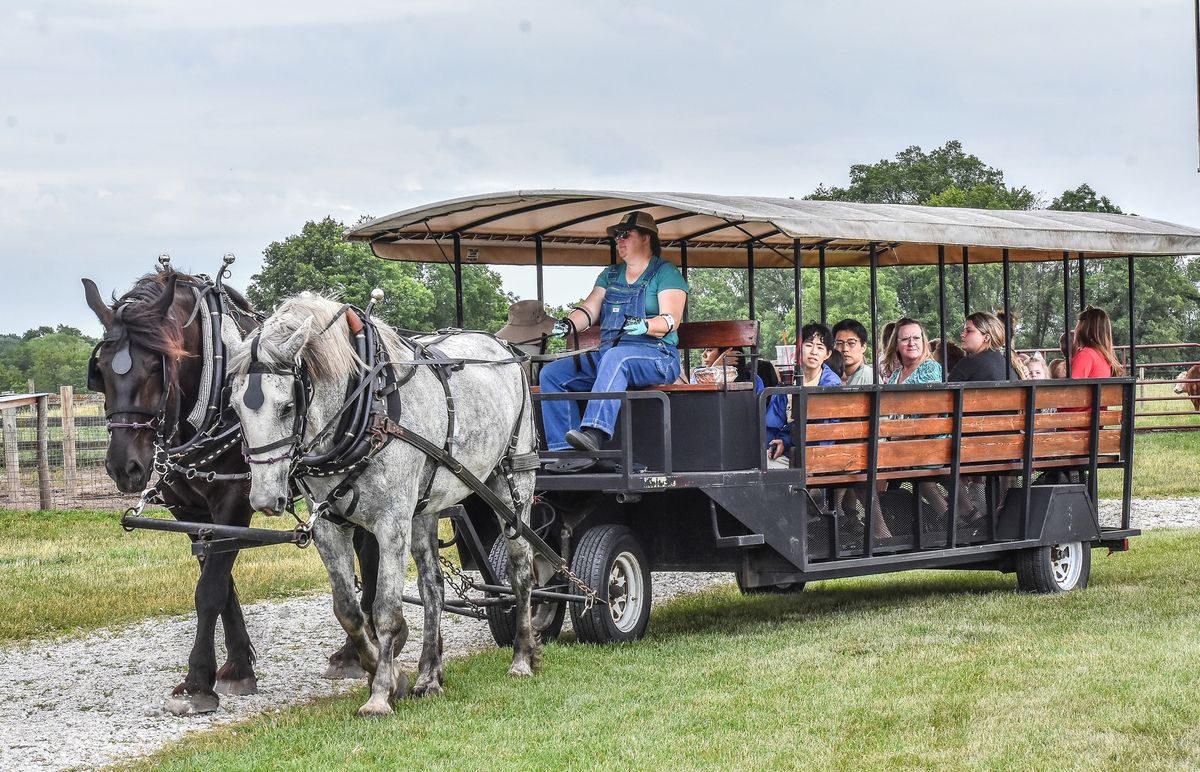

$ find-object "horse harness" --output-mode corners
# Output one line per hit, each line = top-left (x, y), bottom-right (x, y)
(239, 311), (557, 560)
(91, 263), (262, 522)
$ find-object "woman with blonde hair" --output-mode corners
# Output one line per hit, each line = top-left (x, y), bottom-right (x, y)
(884, 318), (942, 384)
(1071, 305), (1124, 378)
(949, 311), (1025, 381)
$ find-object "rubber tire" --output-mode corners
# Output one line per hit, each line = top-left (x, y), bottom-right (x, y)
(1015, 541), (1092, 593)
(569, 524), (652, 644)
(485, 536), (566, 647)
(735, 573), (806, 595)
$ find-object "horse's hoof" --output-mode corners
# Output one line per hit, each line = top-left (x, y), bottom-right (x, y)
(215, 676), (258, 696)
(412, 674), (443, 698)
(506, 661), (534, 678)
(324, 661), (367, 680)
(164, 692), (219, 716)
(356, 699), (393, 718)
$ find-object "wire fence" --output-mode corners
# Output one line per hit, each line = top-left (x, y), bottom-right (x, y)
(0, 388), (134, 511)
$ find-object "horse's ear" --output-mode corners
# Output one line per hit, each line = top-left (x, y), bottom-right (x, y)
(279, 317), (313, 362)
(220, 315), (245, 356)
(81, 279), (114, 330)
(152, 273), (178, 318)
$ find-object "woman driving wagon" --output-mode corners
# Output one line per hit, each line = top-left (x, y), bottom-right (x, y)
(539, 212), (688, 466)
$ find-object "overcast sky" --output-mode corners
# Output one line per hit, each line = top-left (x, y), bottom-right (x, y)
(3, 0), (1198, 337)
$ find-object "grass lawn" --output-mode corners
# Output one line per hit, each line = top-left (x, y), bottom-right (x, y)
(131, 528), (1200, 770)
(1098, 431), (1200, 499)
(0, 508), (330, 642)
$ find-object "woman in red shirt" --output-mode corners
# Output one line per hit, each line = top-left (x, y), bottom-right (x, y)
(1070, 306), (1124, 379)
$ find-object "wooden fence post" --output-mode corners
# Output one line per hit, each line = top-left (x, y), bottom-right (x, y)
(2, 407), (19, 501)
(36, 395), (51, 510)
(61, 386), (78, 500)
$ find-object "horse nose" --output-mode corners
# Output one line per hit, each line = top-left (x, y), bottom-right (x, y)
(125, 458), (144, 479)
(251, 493), (288, 517)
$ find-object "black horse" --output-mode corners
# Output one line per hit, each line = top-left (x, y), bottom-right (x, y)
(83, 267), (372, 715)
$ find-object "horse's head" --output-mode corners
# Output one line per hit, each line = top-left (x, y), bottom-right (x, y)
(83, 273), (190, 493)
(223, 315), (314, 515)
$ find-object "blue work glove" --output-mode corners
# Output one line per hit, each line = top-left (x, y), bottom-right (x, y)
(622, 316), (649, 336)
(551, 318), (573, 339)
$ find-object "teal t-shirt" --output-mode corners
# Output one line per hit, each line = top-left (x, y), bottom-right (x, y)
(594, 256), (689, 345)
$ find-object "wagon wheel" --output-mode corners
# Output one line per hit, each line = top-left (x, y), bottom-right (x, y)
(569, 524), (652, 644)
(485, 535), (566, 647)
(1015, 541), (1092, 593)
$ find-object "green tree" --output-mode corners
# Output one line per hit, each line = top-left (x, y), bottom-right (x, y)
(810, 140), (1038, 208)
(25, 332), (95, 392)
(249, 217), (514, 332)
(0, 327), (97, 392)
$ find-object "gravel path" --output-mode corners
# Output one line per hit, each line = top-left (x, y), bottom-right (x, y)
(2, 499), (1196, 771)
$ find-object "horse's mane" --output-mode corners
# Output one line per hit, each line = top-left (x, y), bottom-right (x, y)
(228, 293), (405, 383)
(108, 270), (191, 364)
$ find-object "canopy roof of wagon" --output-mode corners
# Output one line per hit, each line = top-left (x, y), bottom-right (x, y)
(347, 190), (1200, 269)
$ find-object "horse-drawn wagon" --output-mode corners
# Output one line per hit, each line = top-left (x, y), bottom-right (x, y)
(89, 191), (1200, 715)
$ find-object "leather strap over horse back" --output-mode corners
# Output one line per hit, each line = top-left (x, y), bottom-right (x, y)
(369, 414), (557, 564)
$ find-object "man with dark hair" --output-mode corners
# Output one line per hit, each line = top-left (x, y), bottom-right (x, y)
(832, 318), (874, 386)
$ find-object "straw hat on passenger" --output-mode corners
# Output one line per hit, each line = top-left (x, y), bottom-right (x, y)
(496, 299), (555, 347)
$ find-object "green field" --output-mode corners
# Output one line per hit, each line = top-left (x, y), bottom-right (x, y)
(130, 529), (1200, 770)
(0, 508), (330, 641)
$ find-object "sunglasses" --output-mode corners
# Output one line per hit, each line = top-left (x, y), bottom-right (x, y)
(613, 229), (637, 240)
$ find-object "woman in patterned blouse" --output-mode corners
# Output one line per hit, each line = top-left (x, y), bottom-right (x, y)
(884, 318), (943, 384)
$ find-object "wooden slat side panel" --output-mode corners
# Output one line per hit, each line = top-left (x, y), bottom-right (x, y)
(803, 383), (1129, 420)
(804, 410), (1123, 442)
(803, 429), (1120, 474)
(804, 393), (871, 420)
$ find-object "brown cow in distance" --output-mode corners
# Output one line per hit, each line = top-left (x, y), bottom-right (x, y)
(1173, 364), (1200, 410)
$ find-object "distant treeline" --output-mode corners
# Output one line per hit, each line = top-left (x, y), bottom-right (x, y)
(0, 326), (96, 394)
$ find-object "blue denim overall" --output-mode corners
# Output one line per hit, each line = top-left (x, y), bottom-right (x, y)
(539, 256), (682, 450)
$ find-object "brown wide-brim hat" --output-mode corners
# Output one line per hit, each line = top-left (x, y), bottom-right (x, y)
(606, 210), (659, 237)
(495, 299), (555, 343)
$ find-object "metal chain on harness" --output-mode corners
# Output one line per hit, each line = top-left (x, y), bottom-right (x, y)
(437, 554), (484, 611)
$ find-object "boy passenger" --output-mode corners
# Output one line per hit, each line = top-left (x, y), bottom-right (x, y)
(832, 319), (874, 385)
(766, 322), (840, 467)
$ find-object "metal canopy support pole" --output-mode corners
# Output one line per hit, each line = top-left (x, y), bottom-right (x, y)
(1123, 252), (1137, 529)
(609, 238), (617, 266)
(534, 235), (545, 303)
(1127, 254), (1137, 372)
(452, 233), (464, 327)
(680, 241), (689, 322)
(818, 245), (828, 324)
(793, 239), (803, 347)
(962, 246), (970, 319)
(1078, 253), (1086, 310)
(1062, 251), (1073, 375)
(1002, 248), (1013, 379)
(747, 243), (756, 321)
(869, 245), (879, 385)
(938, 245), (948, 382)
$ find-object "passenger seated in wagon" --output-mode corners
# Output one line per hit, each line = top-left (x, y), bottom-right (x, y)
(690, 346), (762, 390)
(766, 322), (840, 468)
(832, 318), (873, 386)
(948, 311), (1022, 382)
(538, 212), (689, 459)
(884, 318), (942, 385)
